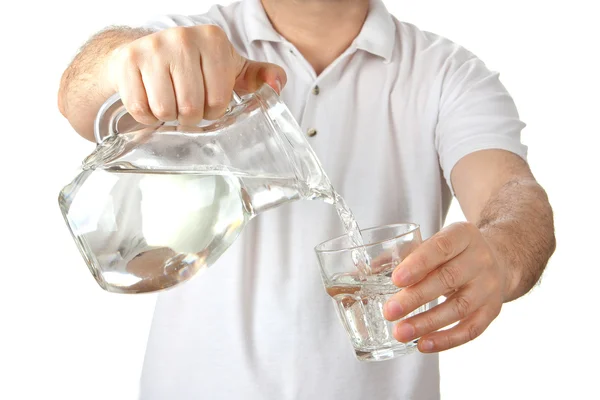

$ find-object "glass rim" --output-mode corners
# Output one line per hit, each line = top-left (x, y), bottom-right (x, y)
(314, 222), (420, 254)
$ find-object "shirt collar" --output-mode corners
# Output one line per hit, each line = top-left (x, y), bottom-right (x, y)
(353, 0), (396, 63)
(243, 0), (396, 63)
(243, 0), (286, 44)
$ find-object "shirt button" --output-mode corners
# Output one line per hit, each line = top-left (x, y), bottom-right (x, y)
(307, 128), (317, 137)
(312, 86), (320, 95)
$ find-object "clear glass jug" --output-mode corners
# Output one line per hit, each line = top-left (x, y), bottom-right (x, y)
(59, 84), (332, 294)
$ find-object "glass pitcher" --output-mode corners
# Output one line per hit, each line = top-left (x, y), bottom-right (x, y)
(59, 84), (333, 294)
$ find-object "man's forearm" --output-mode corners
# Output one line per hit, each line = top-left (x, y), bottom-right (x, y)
(58, 26), (152, 141)
(477, 177), (556, 302)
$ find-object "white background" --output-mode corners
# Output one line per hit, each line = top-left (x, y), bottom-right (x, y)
(0, 0), (598, 399)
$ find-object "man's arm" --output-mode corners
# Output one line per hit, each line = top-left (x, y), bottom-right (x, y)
(452, 149), (556, 301)
(383, 149), (555, 352)
(380, 40), (553, 352)
(58, 27), (152, 140)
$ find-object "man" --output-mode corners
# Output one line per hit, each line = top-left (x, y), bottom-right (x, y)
(58, 0), (555, 398)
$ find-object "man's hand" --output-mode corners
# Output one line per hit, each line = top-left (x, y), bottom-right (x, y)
(107, 25), (286, 126)
(383, 221), (508, 353)
(382, 149), (555, 353)
(59, 24), (287, 140)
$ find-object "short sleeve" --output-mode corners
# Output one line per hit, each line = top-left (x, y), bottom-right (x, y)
(434, 47), (528, 194)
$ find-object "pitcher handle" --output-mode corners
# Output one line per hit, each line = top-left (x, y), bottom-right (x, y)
(94, 92), (243, 144)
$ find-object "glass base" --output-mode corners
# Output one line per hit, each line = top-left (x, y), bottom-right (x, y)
(354, 341), (419, 362)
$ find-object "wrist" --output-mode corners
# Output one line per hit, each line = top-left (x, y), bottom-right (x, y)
(102, 44), (127, 94)
(480, 227), (521, 302)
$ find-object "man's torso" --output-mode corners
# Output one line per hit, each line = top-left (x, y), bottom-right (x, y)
(138, 1), (496, 399)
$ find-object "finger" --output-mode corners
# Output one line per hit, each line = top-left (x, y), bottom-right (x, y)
(384, 257), (480, 321)
(392, 285), (487, 343)
(142, 63), (178, 122)
(116, 63), (158, 126)
(392, 222), (474, 287)
(171, 48), (205, 126)
(199, 34), (236, 121)
(235, 59), (287, 95)
(417, 304), (501, 353)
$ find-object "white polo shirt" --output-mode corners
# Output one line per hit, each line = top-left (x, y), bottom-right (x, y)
(140, 1), (527, 399)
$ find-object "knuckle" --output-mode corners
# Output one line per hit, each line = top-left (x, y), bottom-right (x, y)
(485, 277), (500, 295)
(433, 235), (454, 257)
(452, 295), (471, 319)
(141, 35), (162, 53)
(407, 286), (425, 308)
(128, 101), (151, 118)
(119, 45), (139, 63)
(168, 26), (193, 43)
(198, 24), (226, 39)
(444, 333), (456, 350)
(479, 248), (495, 267)
(198, 26), (235, 61)
(152, 103), (176, 121)
(207, 33), (231, 55)
(422, 312), (438, 331)
(437, 264), (461, 290)
(178, 103), (203, 118)
(467, 323), (482, 342)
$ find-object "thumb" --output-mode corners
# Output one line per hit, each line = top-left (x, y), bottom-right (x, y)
(234, 57), (287, 95)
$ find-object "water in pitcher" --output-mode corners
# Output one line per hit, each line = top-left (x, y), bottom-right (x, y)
(59, 164), (370, 293)
(60, 83), (373, 294)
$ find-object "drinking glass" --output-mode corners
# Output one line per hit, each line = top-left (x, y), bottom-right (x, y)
(315, 223), (434, 362)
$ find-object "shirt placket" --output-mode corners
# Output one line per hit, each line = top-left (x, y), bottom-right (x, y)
(285, 43), (358, 141)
